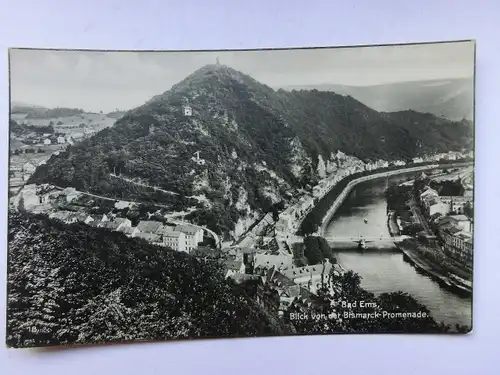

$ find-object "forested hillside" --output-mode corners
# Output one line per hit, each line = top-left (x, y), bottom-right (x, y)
(6, 212), (288, 347)
(28, 64), (473, 235)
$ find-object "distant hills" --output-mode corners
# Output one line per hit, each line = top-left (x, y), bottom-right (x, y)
(280, 78), (473, 121)
(11, 103), (86, 119)
(28, 64), (473, 235)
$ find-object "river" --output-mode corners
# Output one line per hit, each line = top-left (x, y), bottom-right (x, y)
(323, 171), (472, 328)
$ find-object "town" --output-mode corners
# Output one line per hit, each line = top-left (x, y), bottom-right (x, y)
(386, 166), (474, 292)
(9, 132), (474, 317)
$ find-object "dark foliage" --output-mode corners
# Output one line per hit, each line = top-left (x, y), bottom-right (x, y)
(303, 236), (334, 264)
(10, 119), (54, 136)
(7, 212), (286, 348)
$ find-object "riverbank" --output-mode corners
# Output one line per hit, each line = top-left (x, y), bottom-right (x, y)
(387, 210), (400, 236)
(317, 164), (444, 236)
(396, 241), (472, 296)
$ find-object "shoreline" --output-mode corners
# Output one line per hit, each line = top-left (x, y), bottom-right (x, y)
(318, 164), (441, 237)
(316, 161), (473, 238)
(395, 243), (472, 296)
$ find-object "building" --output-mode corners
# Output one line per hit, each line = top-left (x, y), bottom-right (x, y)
(16, 184), (41, 209)
(412, 157), (424, 164)
(172, 224), (204, 252)
(281, 260), (334, 293)
(161, 228), (187, 252)
(99, 217), (132, 231)
(249, 212), (274, 236)
(439, 196), (472, 215)
(60, 187), (81, 203)
(43, 138), (52, 145)
(428, 201), (450, 216)
(117, 226), (138, 237)
(263, 267), (312, 315)
(183, 105), (192, 116)
(440, 226), (473, 267)
(253, 250), (294, 272)
(224, 259), (245, 278)
(49, 211), (79, 224)
(446, 215), (473, 233)
(57, 136), (66, 144)
(136, 220), (163, 234)
(23, 162), (36, 174)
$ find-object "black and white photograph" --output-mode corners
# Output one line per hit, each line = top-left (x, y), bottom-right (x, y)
(6, 40), (475, 348)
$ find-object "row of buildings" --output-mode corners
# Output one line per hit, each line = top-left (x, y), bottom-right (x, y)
(197, 243), (339, 317)
(12, 184), (206, 254)
(413, 150), (473, 164)
(417, 174), (474, 268)
(48, 210), (204, 253)
(435, 215), (473, 267)
(420, 186), (473, 217)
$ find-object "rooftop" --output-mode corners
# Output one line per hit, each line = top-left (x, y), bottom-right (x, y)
(449, 214), (470, 222)
(137, 220), (163, 233)
(225, 259), (243, 271)
(100, 221), (121, 230)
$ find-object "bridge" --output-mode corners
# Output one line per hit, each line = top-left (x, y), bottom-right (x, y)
(325, 236), (406, 242)
(325, 235), (408, 249)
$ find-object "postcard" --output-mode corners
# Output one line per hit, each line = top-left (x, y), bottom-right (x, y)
(7, 40), (474, 348)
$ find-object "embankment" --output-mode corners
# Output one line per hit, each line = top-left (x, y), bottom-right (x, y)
(316, 164), (443, 237)
(396, 242), (472, 295)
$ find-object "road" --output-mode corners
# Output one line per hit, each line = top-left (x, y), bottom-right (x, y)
(408, 196), (432, 235)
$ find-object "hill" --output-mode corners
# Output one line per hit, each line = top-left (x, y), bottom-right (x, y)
(6, 212), (288, 347)
(11, 104), (86, 119)
(106, 110), (128, 119)
(28, 64), (473, 236)
(282, 78), (473, 121)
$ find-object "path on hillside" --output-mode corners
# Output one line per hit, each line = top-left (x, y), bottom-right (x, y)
(109, 173), (209, 205)
(110, 173), (180, 196)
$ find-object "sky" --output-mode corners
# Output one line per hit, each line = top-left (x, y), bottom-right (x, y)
(10, 41), (475, 113)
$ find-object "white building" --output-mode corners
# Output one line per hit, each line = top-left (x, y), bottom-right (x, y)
(429, 202), (450, 216)
(412, 157), (424, 164)
(43, 139), (52, 145)
(23, 162), (36, 173)
(439, 196), (472, 215)
(162, 229), (187, 252)
(183, 105), (192, 116)
(172, 224), (204, 252)
(57, 136), (66, 144)
(225, 259), (245, 279)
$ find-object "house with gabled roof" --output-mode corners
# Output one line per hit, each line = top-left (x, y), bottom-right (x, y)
(136, 220), (163, 234)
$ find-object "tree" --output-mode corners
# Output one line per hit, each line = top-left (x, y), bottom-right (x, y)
(17, 197), (26, 213)
(463, 202), (473, 219)
(403, 223), (424, 236)
(303, 236), (324, 264)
